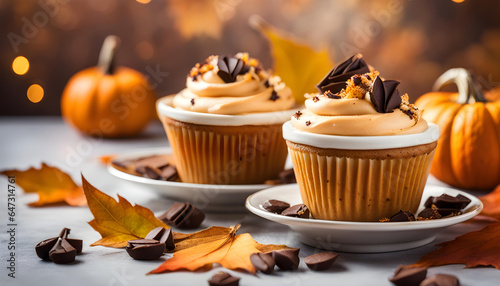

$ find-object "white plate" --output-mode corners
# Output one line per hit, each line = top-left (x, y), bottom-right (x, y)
(107, 148), (271, 212)
(246, 184), (483, 253)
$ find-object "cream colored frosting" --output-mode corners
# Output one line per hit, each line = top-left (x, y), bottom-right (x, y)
(171, 54), (295, 115)
(291, 96), (428, 136)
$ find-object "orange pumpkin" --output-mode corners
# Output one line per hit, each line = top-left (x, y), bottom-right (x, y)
(61, 36), (157, 138)
(416, 68), (500, 190)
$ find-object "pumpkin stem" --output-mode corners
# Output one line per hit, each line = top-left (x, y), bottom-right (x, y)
(432, 68), (487, 104)
(98, 35), (121, 75)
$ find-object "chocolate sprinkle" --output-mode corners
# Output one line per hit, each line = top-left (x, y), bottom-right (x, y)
(312, 96), (320, 102)
(370, 76), (402, 113)
(293, 111), (302, 119)
(316, 54), (370, 93)
(190, 98), (195, 105)
(325, 91), (341, 99)
(270, 90), (280, 101)
(305, 120), (311, 126)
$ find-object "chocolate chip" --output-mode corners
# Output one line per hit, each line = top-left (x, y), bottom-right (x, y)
(145, 227), (175, 251)
(418, 207), (442, 220)
(190, 98), (195, 105)
(425, 194), (471, 210)
(35, 237), (58, 260)
(420, 274), (460, 286)
(293, 111), (302, 119)
(49, 238), (77, 264)
(325, 91), (341, 99)
(305, 252), (339, 271)
(273, 248), (300, 270)
(316, 54), (370, 93)
(263, 200), (290, 213)
(208, 271), (240, 286)
(269, 90), (280, 101)
(389, 210), (416, 222)
(389, 265), (427, 286)
(352, 75), (362, 86)
(281, 204), (309, 218)
(126, 239), (165, 260)
(370, 76), (402, 113)
(250, 252), (275, 274)
(159, 202), (205, 229)
(278, 169), (296, 184)
(35, 228), (82, 264)
(305, 120), (311, 126)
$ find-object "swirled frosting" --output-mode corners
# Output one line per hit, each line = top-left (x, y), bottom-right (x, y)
(172, 53), (295, 115)
(291, 55), (428, 136)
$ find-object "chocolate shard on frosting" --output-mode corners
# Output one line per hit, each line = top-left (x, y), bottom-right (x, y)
(370, 76), (402, 113)
(217, 56), (249, 83)
(316, 54), (370, 93)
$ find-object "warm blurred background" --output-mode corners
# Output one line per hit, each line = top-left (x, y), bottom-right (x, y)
(1, 0), (500, 116)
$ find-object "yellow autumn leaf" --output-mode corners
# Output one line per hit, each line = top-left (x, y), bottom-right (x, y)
(1, 163), (86, 207)
(250, 15), (334, 103)
(81, 175), (169, 248)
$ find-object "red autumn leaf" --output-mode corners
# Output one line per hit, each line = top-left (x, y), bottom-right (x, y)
(412, 222), (500, 269)
(480, 185), (500, 220)
(0, 163), (86, 207)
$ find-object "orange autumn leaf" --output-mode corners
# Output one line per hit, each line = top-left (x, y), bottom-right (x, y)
(480, 185), (500, 220)
(251, 15), (334, 104)
(81, 175), (168, 248)
(412, 222), (500, 269)
(0, 163), (86, 207)
(149, 224), (291, 274)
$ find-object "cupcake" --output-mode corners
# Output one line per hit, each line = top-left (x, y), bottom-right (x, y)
(282, 54), (440, 222)
(157, 53), (296, 185)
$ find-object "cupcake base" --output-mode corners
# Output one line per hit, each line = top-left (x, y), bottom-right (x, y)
(286, 141), (437, 222)
(160, 116), (288, 185)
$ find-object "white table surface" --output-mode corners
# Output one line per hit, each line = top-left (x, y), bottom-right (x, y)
(1, 117), (499, 286)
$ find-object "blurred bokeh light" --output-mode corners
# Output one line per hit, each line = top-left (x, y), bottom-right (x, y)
(1, 0), (499, 115)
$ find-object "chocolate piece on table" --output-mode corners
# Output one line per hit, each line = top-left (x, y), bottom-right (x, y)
(126, 239), (165, 260)
(420, 274), (460, 286)
(134, 155), (171, 175)
(49, 238), (77, 264)
(144, 166), (163, 180)
(35, 228), (82, 263)
(281, 204), (310, 218)
(262, 200), (290, 213)
(389, 265), (427, 286)
(389, 210), (416, 222)
(36, 237), (58, 260)
(250, 252), (275, 274)
(278, 169), (296, 184)
(304, 252), (339, 271)
(145, 227), (175, 251)
(273, 248), (300, 271)
(159, 202), (205, 229)
(316, 54), (370, 93)
(208, 271), (240, 286)
(418, 207), (442, 220)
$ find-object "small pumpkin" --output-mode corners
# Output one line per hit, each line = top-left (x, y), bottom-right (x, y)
(61, 35), (157, 138)
(416, 68), (500, 190)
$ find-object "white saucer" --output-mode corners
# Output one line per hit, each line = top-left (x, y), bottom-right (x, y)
(246, 184), (483, 253)
(107, 148), (271, 212)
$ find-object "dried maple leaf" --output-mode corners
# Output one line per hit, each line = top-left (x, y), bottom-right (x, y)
(81, 175), (168, 248)
(480, 185), (500, 220)
(250, 15), (333, 104)
(0, 163), (86, 207)
(412, 222), (500, 269)
(149, 224), (291, 274)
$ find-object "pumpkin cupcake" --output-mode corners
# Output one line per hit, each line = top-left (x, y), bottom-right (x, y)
(157, 53), (296, 185)
(283, 54), (440, 221)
